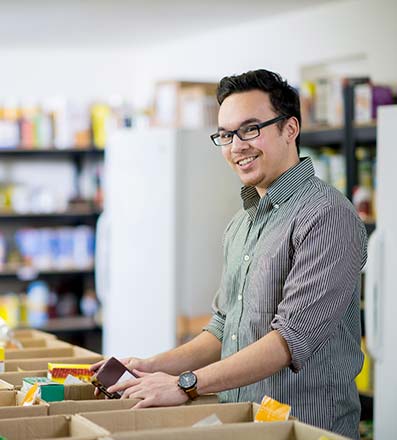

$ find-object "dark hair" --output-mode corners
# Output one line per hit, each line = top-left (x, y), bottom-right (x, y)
(216, 69), (301, 152)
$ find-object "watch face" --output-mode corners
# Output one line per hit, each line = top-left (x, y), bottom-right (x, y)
(179, 372), (197, 389)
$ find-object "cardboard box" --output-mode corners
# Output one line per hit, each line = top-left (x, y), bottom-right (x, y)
(4, 346), (103, 371)
(80, 402), (260, 434)
(13, 329), (57, 339)
(5, 341), (75, 360)
(0, 378), (14, 390)
(0, 414), (110, 439)
(111, 420), (351, 440)
(0, 390), (48, 418)
(49, 394), (218, 416)
(0, 370), (48, 388)
(13, 338), (55, 348)
(153, 80), (218, 128)
(49, 398), (141, 415)
(0, 370), (101, 401)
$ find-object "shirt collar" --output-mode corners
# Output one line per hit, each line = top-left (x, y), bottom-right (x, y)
(240, 157), (315, 213)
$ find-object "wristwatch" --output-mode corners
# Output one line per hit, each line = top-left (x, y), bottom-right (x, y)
(178, 371), (199, 400)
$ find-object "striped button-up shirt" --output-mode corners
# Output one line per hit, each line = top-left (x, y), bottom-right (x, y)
(205, 157), (367, 439)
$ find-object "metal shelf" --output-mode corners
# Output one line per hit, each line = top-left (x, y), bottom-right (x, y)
(354, 123), (377, 144)
(0, 147), (104, 158)
(300, 126), (344, 147)
(0, 266), (94, 280)
(0, 209), (101, 222)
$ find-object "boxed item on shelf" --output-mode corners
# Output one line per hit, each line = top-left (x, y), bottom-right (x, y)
(0, 414), (109, 439)
(152, 80), (218, 128)
(0, 389), (48, 418)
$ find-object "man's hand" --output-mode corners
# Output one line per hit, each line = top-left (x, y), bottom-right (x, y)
(89, 357), (152, 397)
(107, 370), (189, 408)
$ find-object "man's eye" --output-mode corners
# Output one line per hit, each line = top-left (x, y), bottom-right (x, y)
(219, 132), (233, 139)
(242, 125), (258, 134)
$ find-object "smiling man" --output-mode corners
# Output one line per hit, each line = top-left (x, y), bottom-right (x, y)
(92, 69), (367, 440)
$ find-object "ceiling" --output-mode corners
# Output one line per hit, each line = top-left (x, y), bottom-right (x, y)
(0, 0), (345, 48)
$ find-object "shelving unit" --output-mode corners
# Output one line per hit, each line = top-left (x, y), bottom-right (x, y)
(301, 82), (378, 421)
(0, 147), (104, 352)
(301, 83), (377, 228)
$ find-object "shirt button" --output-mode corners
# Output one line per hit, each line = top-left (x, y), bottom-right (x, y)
(274, 204), (279, 209)
(237, 294), (242, 301)
(244, 255), (250, 261)
(231, 334), (237, 341)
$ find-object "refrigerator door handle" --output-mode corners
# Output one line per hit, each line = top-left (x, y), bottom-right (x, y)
(95, 212), (109, 305)
(365, 228), (383, 361)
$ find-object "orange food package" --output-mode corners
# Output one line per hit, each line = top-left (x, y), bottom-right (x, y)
(254, 395), (291, 422)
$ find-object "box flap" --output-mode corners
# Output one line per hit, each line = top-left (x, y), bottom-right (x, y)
(49, 398), (140, 415)
(111, 421), (294, 440)
(80, 402), (256, 433)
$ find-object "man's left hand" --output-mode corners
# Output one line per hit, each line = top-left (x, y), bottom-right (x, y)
(106, 370), (189, 408)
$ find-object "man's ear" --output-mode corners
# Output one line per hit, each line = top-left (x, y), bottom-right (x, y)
(284, 117), (300, 145)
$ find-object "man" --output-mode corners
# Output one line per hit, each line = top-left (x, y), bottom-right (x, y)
(92, 69), (367, 439)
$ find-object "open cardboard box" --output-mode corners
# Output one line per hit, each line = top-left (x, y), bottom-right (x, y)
(4, 346), (103, 371)
(0, 389), (48, 418)
(0, 414), (109, 440)
(0, 370), (102, 401)
(111, 420), (351, 440)
(13, 329), (58, 340)
(11, 337), (59, 348)
(49, 398), (140, 415)
(0, 378), (15, 390)
(80, 402), (261, 434)
(5, 341), (77, 360)
(0, 370), (49, 388)
(48, 394), (218, 416)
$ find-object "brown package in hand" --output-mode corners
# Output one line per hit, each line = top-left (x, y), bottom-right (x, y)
(91, 357), (137, 399)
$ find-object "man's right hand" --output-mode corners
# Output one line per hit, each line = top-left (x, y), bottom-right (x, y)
(90, 357), (151, 397)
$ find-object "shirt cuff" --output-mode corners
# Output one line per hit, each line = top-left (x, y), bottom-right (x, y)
(203, 313), (225, 342)
(271, 314), (312, 373)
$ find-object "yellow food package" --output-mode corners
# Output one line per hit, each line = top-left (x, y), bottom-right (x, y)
(48, 363), (93, 383)
(20, 382), (39, 406)
(254, 395), (291, 422)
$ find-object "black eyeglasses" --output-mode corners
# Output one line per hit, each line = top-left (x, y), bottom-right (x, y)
(210, 115), (288, 147)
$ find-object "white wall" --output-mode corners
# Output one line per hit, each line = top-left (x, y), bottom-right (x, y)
(130, 0), (397, 107)
(0, 48), (138, 102)
(0, 0), (395, 108)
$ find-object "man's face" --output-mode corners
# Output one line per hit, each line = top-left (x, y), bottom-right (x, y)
(218, 90), (298, 197)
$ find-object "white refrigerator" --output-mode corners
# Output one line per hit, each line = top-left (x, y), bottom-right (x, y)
(95, 127), (240, 359)
(365, 105), (397, 439)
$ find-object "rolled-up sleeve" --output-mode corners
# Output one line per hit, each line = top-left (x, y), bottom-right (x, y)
(271, 204), (367, 373)
(203, 288), (226, 342)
